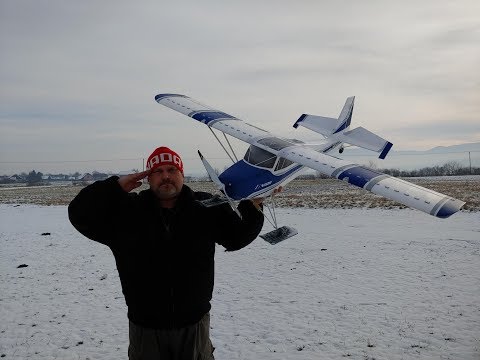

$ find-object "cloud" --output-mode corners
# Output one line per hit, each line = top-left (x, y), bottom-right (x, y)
(1, 0), (479, 175)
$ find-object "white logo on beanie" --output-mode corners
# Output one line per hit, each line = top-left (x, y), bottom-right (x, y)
(147, 153), (182, 170)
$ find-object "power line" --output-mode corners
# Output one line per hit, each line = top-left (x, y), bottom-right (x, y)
(0, 157), (233, 164)
(342, 150), (480, 157)
(0, 150), (478, 164)
(0, 158), (143, 164)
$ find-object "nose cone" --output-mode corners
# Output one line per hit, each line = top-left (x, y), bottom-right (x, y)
(219, 161), (272, 200)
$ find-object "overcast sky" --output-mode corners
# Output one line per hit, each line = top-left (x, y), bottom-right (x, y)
(1, 0), (479, 175)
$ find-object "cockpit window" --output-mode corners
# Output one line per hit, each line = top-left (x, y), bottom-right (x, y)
(243, 145), (276, 168)
(274, 157), (294, 171)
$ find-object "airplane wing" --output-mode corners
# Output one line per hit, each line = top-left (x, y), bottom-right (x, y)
(155, 93), (465, 218)
(277, 146), (465, 218)
(155, 93), (269, 145)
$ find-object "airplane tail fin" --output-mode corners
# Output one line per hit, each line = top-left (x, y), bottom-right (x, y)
(293, 96), (355, 136)
(332, 96), (355, 134)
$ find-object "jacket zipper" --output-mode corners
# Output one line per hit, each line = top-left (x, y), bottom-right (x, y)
(160, 211), (175, 329)
(171, 286), (175, 328)
(162, 209), (176, 328)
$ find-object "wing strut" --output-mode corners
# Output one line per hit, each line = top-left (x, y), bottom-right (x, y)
(208, 128), (238, 164)
(223, 133), (238, 162)
(266, 193), (278, 228)
(263, 203), (277, 229)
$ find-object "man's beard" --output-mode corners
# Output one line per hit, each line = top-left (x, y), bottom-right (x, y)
(152, 180), (181, 200)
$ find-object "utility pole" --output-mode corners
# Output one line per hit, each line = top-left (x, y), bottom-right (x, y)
(468, 152), (472, 175)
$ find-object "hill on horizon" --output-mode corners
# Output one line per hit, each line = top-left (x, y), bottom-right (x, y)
(340, 142), (479, 170)
(427, 142), (480, 153)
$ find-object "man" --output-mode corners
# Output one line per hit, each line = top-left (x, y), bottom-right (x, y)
(68, 146), (265, 360)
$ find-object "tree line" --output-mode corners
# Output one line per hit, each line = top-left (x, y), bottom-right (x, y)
(305, 160), (478, 179)
(374, 160), (479, 177)
(1, 161), (479, 186)
(0, 170), (111, 186)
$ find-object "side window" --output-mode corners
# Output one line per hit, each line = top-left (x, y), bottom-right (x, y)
(274, 157), (294, 171)
(243, 145), (276, 168)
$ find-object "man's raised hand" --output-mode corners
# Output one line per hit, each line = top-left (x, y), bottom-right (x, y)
(250, 186), (283, 209)
(118, 170), (151, 193)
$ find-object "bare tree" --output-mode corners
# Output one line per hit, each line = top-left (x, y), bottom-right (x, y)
(442, 161), (462, 176)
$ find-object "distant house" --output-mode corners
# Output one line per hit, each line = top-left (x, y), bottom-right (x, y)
(80, 173), (94, 181)
(0, 175), (19, 184)
(117, 170), (133, 176)
(72, 173), (94, 186)
(48, 174), (69, 181)
(92, 172), (109, 181)
(9, 174), (25, 182)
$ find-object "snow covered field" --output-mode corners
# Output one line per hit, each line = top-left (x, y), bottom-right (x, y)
(1, 176), (479, 212)
(1, 204), (479, 359)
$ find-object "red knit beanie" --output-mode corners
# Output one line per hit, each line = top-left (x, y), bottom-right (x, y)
(146, 147), (184, 174)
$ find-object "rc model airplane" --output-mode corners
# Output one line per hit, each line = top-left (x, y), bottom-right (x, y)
(155, 93), (465, 244)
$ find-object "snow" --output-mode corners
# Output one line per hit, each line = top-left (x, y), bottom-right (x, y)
(1, 204), (479, 359)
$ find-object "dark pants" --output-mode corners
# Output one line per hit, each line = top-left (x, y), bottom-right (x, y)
(128, 313), (215, 360)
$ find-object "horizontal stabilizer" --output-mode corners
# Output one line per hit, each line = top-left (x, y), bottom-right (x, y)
(338, 127), (393, 159)
(260, 226), (298, 245)
(293, 114), (338, 136)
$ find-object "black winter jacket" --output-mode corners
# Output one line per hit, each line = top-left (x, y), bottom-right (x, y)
(68, 176), (264, 329)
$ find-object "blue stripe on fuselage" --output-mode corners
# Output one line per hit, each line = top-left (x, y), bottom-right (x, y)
(219, 160), (302, 200)
(336, 166), (384, 188)
(191, 111), (237, 124)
